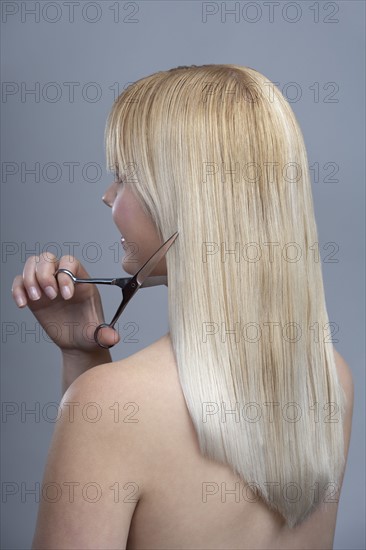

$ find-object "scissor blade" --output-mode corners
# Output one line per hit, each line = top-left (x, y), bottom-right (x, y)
(140, 276), (167, 288)
(135, 232), (178, 287)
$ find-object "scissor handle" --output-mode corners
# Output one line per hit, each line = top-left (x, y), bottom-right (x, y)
(54, 268), (117, 286)
(54, 268), (136, 349)
(54, 231), (179, 349)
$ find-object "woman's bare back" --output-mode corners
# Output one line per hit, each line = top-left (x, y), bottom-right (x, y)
(119, 333), (353, 550)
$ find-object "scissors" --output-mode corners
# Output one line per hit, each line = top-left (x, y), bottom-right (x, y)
(54, 231), (178, 349)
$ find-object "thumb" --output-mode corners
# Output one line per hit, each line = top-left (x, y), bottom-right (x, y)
(97, 326), (121, 348)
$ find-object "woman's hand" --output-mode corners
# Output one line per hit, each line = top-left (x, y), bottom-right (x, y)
(11, 253), (120, 352)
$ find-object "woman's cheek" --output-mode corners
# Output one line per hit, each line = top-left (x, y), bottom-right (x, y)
(112, 185), (165, 275)
(112, 191), (130, 233)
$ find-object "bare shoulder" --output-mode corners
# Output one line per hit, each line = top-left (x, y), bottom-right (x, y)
(111, 332), (179, 395)
(332, 346), (354, 480)
(69, 332), (184, 440)
(333, 346), (354, 407)
(63, 333), (180, 487)
(71, 333), (176, 397)
(61, 334), (177, 452)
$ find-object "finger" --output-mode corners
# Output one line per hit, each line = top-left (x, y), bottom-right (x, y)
(55, 256), (91, 300)
(34, 252), (59, 300)
(22, 255), (45, 301)
(11, 274), (28, 308)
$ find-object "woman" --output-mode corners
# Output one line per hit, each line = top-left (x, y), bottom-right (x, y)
(12, 64), (354, 549)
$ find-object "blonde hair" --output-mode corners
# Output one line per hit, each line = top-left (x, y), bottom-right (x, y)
(105, 64), (346, 528)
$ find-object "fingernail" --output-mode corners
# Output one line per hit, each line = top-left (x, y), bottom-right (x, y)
(61, 285), (72, 299)
(45, 286), (57, 300)
(29, 286), (41, 300)
(16, 295), (26, 307)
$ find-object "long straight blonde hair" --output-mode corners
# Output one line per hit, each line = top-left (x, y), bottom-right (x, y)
(105, 64), (346, 528)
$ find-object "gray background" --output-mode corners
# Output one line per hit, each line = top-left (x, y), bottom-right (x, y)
(1, 1), (365, 548)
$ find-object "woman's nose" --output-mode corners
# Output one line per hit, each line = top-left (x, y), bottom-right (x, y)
(102, 182), (116, 207)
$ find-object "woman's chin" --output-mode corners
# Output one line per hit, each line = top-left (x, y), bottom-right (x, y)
(122, 256), (167, 276)
(122, 258), (139, 275)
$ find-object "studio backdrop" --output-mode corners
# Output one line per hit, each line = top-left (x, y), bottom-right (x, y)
(1, 1), (365, 548)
